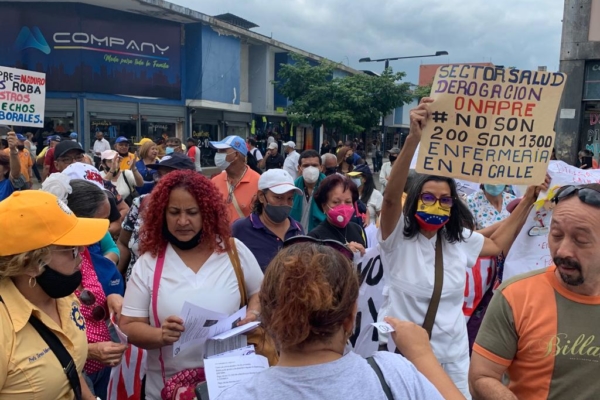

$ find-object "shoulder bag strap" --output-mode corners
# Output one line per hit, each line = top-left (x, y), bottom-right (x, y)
(227, 182), (246, 220)
(422, 233), (444, 339)
(366, 356), (393, 400)
(227, 238), (248, 308)
(152, 249), (168, 385)
(122, 170), (135, 193)
(3, 291), (82, 400)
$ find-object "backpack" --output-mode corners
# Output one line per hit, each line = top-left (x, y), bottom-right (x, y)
(247, 148), (263, 175)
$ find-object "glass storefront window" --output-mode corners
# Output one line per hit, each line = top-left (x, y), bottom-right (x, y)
(90, 118), (136, 147)
(141, 122), (177, 144)
(192, 123), (219, 167)
(226, 125), (248, 139)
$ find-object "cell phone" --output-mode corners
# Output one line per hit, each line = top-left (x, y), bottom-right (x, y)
(582, 156), (593, 169)
(195, 381), (209, 400)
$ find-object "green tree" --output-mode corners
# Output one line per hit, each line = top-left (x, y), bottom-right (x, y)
(274, 55), (413, 136)
(413, 84), (432, 100)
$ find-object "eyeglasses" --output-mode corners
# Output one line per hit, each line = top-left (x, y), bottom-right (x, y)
(79, 289), (107, 321)
(57, 154), (85, 164)
(420, 192), (454, 209)
(52, 246), (80, 259)
(553, 185), (600, 207)
(282, 235), (354, 261)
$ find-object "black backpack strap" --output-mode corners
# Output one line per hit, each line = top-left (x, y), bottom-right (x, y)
(0, 295), (81, 400)
(367, 356), (393, 400)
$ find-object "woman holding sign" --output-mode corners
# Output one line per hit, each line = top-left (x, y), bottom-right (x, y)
(377, 98), (546, 398)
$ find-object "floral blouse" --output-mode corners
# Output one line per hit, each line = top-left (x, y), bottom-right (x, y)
(466, 189), (517, 230)
(121, 194), (148, 280)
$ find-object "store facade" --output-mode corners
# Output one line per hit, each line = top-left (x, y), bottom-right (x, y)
(0, 2), (186, 149)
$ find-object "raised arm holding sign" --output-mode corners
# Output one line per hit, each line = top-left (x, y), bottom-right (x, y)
(415, 66), (565, 185)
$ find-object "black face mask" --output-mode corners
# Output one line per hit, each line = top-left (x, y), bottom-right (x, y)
(36, 265), (82, 299)
(325, 167), (338, 176)
(162, 225), (203, 251)
(389, 155), (397, 163)
(345, 157), (354, 165)
(17, 145), (25, 151)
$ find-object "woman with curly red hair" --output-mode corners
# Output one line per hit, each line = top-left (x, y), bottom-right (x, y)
(119, 170), (263, 400)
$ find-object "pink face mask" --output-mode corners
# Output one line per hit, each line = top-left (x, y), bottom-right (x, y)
(326, 204), (355, 228)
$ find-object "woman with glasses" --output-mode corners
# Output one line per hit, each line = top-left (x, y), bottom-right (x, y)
(217, 241), (465, 400)
(0, 190), (108, 400)
(378, 98), (543, 398)
(43, 176), (128, 399)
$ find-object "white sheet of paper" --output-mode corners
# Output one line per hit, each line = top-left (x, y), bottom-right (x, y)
(371, 322), (395, 334)
(211, 321), (261, 341)
(110, 314), (128, 344)
(204, 355), (269, 399)
(172, 302), (228, 357)
(207, 345), (256, 359)
(205, 335), (248, 359)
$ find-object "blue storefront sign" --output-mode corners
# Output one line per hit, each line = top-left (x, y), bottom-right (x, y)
(0, 2), (182, 99)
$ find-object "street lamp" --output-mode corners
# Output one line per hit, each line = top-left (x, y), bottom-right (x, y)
(359, 51), (449, 70)
(358, 51), (449, 155)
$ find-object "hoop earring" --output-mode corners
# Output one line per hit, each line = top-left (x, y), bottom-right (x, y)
(28, 276), (37, 288)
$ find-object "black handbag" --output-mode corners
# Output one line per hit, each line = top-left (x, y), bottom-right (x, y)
(0, 295), (82, 400)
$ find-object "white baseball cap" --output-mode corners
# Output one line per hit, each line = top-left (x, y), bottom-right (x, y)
(61, 162), (105, 190)
(258, 169), (302, 195)
(283, 141), (296, 149)
(268, 142), (278, 150)
(101, 150), (118, 161)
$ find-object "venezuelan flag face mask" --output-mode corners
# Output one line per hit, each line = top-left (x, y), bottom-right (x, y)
(415, 199), (451, 231)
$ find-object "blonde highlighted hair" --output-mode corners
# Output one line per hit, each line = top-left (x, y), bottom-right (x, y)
(139, 141), (157, 160)
(0, 247), (52, 280)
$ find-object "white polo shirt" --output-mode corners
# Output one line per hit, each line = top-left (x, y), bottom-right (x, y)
(377, 216), (484, 363)
(283, 150), (300, 180)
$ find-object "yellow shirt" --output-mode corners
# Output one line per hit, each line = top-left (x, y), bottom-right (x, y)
(119, 153), (138, 171)
(0, 278), (88, 399)
(3, 149), (33, 182)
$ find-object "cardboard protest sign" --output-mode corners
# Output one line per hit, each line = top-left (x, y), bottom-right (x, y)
(350, 246), (386, 357)
(0, 66), (46, 127)
(504, 161), (600, 280)
(416, 66), (566, 185)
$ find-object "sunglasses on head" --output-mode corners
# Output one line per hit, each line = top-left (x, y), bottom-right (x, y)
(79, 289), (107, 321)
(553, 185), (600, 207)
(282, 235), (354, 261)
(420, 192), (454, 209)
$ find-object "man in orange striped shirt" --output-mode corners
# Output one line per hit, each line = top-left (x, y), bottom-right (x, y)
(470, 183), (600, 400)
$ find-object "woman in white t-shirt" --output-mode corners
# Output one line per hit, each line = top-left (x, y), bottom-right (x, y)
(100, 149), (143, 202)
(120, 170), (264, 400)
(217, 240), (464, 400)
(377, 98), (540, 398)
(348, 164), (383, 225)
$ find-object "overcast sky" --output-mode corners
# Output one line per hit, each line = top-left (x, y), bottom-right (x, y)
(171, 0), (564, 85)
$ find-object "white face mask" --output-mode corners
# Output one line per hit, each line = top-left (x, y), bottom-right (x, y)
(302, 166), (320, 184)
(214, 153), (231, 171)
(351, 178), (362, 189)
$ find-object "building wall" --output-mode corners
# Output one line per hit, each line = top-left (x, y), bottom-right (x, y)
(557, 0), (600, 164)
(248, 44), (268, 114)
(240, 43), (249, 103)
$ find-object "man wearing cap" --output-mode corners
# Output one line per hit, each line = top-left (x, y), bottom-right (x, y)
(232, 169), (304, 271)
(42, 135), (61, 181)
(117, 152), (196, 278)
(69, 132), (82, 148)
(282, 141), (300, 180)
(259, 142), (284, 171)
(166, 137), (183, 155)
(3, 133), (33, 187)
(186, 137), (202, 172)
(53, 140), (86, 175)
(93, 132), (111, 168)
(210, 135), (261, 223)
(379, 147), (400, 194)
(114, 136), (137, 171)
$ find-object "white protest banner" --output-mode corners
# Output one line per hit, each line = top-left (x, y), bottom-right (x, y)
(416, 66), (566, 185)
(504, 161), (600, 280)
(0, 66), (46, 127)
(349, 246), (386, 357)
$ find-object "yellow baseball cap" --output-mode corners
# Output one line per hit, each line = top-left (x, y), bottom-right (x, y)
(134, 138), (153, 146)
(0, 191), (108, 256)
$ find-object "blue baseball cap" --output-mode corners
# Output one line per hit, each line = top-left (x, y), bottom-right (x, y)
(47, 135), (61, 144)
(115, 136), (130, 144)
(16, 134), (26, 141)
(69, 132), (78, 138)
(209, 135), (247, 156)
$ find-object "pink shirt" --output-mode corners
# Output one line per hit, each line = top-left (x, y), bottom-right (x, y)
(75, 249), (112, 374)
